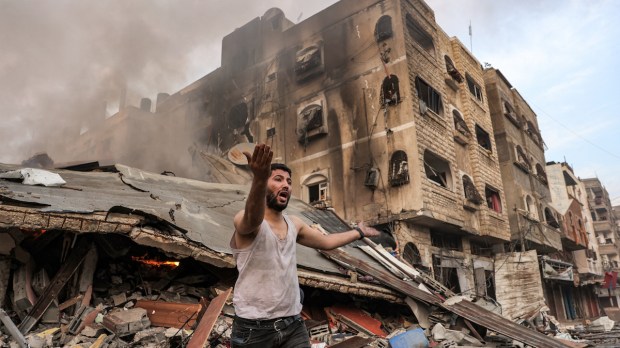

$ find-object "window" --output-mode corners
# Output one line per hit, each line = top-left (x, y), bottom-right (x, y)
(295, 44), (324, 81)
(304, 174), (329, 206)
(465, 73), (484, 102)
(485, 185), (502, 213)
(381, 75), (400, 105)
(525, 121), (541, 144)
(415, 76), (443, 114)
(444, 55), (463, 82)
(535, 163), (548, 184)
(403, 242), (422, 266)
(297, 102), (327, 144)
(475, 125), (492, 151)
(406, 14), (435, 54)
(431, 230), (462, 251)
(424, 150), (452, 189)
(309, 182), (328, 204)
(375, 15), (393, 42)
(453, 109), (470, 137)
(389, 150), (409, 187)
(525, 195), (538, 220)
(462, 175), (482, 204)
(515, 145), (531, 171)
(229, 103), (248, 129)
(503, 101), (519, 126)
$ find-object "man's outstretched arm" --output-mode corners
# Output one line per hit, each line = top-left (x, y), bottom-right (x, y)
(233, 144), (273, 237)
(294, 216), (380, 250)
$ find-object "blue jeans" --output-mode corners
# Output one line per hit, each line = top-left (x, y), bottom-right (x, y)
(231, 314), (311, 348)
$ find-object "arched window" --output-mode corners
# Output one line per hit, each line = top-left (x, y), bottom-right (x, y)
(444, 55), (463, 82)
(525, 195), (538, 220)
(375, 15), (393, 42)
(381, 75), (400, 105)
(424, 150), (452, 189)
(535, 163), (548, 184)
(389, 150), (409, 187)
(403, 242), (422, 266)
(485, 185), (502, 213)
(462, 175), (482, 204)
(453, 109), (470, 137)
(515, 145), (531, 172)
(303, 174), (329, 206)
(405, 14), (435, 54)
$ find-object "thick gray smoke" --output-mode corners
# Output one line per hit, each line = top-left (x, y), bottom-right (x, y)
(0, 0), (337, 166)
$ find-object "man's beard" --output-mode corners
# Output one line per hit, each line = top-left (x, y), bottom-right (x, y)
(267, 192), (289, 212)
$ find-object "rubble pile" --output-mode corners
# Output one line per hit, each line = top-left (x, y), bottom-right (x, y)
(1, 228), (587, 348)
(0, 231), (238, 347)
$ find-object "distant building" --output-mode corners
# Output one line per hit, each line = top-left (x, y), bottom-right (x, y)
(582, 178), (620, 308)
(547, 161), (602, 319)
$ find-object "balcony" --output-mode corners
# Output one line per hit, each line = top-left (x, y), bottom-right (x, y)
(521, 221), (563, 253)
(594, 220), (613, 232)
(599, 242), (619, 256)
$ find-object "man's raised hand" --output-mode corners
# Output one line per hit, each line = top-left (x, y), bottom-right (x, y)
(243, 144), (273, 181)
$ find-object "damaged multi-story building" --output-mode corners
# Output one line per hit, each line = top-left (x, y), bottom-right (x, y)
(483, 68), (578, 319)
(546, 161), (602, 320)
(66, 0), (516, 314)
(53, 0), (620, 330)
(582, 177), (620, 308)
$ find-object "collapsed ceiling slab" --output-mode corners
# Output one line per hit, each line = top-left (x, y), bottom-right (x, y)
(0, 163), (395, 300)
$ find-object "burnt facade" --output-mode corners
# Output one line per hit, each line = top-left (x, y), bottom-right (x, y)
(152, 0), (512, 299)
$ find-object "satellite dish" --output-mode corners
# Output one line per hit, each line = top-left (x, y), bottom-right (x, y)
(228, 143), (256, 165)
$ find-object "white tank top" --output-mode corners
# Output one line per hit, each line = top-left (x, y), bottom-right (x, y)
(231, 215), (302, 319)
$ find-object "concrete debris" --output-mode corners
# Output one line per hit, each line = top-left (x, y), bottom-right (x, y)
(0, 168), (66, 187)
(591, 316), (615, 332)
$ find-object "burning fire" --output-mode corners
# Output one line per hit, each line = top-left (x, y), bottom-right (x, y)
(131, 256), (180, 268)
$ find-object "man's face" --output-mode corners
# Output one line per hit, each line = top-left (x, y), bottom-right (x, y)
(266, 169), (292, 212)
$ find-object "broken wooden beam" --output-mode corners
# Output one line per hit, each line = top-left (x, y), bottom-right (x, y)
(187, 287), (232, 348)
(18, 239), (91, 334)
(135, 300), (203, 329)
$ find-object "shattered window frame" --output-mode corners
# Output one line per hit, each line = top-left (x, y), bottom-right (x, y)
(389, 150), (410, 187)
(485, 185), (502, 213)
(423, 150), (452, 189)
(462, 174), (482, 204)
(444, 55), (463, 83)
(475, 124), (492, 152)
(452, 109), (470, 137)
(415, 76), (443, 115)
(405, 13), (435, 55)
(465, 73), (484, 102)
(381, 74), (401, 105)
(375, 15), (393, 42)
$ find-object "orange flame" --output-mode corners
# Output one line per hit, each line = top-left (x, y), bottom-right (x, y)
(131, 256), (180, 268)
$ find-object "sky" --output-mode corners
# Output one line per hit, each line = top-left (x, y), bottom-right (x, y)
(1, 0), (619, 204)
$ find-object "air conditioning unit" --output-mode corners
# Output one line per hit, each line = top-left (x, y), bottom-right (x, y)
(364, 168), (379, 189)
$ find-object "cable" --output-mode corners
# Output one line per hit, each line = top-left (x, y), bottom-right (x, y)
(531, 102), (620, 160)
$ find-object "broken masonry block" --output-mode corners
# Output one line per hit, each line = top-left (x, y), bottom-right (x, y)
(102, 308), (151, 337)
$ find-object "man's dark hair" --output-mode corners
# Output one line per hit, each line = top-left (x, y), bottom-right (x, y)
(271, 163), (292, 176)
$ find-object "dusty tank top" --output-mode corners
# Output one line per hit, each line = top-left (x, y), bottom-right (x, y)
(231, 215), (302, 319)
